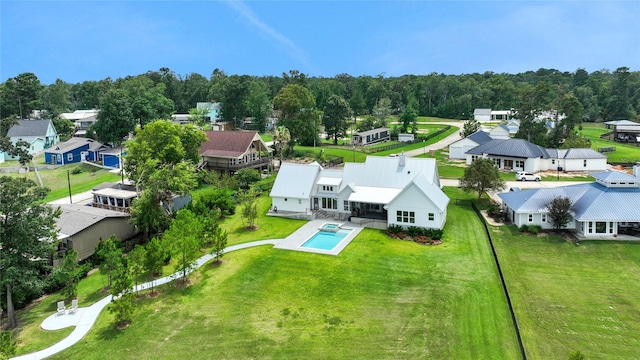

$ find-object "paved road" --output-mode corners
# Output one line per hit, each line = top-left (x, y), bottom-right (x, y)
(11, 240), (281, 360)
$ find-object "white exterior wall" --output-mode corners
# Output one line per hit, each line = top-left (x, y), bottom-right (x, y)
(271, 196), (309, 213)
(562, 158), (607, 172)
(449, 138), (479, 159)
(387, 185), (446, 229)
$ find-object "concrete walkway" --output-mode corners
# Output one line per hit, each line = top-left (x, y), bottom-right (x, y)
(11, 239), (280, 360)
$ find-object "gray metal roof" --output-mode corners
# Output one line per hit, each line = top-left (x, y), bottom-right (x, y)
(498, 182), (640, 222)
(561, 148), (606, 159)
(474, 108), (491, 115)
(605, 120), (638, 126)
(354, 127), (390, 137)
(466, 138), (550, 158)
(7, 119), (54, 137)
(466, 130), (493, 145)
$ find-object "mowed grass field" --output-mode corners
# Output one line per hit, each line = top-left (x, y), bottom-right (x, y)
(579, 123), (640, 163)
(492, 225), (640, 359)
(33, 189), (521, 359)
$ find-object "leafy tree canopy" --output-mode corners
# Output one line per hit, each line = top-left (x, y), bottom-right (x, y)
(459, 157), (506, 200)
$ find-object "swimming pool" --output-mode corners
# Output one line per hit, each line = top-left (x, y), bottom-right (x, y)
(301, 228), (353, 251)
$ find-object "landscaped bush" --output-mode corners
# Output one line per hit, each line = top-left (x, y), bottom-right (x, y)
(519, 225), (529, 233)
(527, 225), (542, 235)
(387, 224), (403, 237)
(71, 166), (82, 175)
(430, 229), (444, 240)
(386, 225), (445, 245)
(406, 226), (422, 238)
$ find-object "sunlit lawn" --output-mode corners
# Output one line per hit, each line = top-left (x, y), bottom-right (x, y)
(44, 187), (520, 360)
(1, 161), (122, 202)
(578, 123), (640, 163)
(493, 225), (640, 359)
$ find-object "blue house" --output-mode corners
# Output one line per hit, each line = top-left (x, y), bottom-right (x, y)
(101, 146), (125, 169)
(44, 138), (107, 165)
(7, 119), (59, 158)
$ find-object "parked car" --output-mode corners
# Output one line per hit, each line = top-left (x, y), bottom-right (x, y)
(516, 171), (541, 181)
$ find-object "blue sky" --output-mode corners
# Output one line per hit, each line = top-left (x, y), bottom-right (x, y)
(1, 1), (639, 85)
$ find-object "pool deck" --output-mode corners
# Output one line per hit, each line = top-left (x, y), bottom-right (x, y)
(273, 220), (363, 256)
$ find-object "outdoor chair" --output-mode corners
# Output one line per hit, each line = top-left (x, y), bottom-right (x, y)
(69, 299), (78, 314)
(57, 301), (66, 316)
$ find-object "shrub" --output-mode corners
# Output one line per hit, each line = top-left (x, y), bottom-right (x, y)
(406, 226), (422, 238)
(430, 229), (444, 240)
(528, 225), (542, 235)
(519, 225), (529, 233)
(71, 166), (82, 175)
(387, 224), (403, 236)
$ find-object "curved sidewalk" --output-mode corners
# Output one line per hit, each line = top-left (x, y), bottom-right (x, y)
(11, 239), (280, 360)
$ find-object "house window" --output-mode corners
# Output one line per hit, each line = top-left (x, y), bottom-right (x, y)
(343, 200), (349, 211)
(609, 222), (614, 234)
(298, 199), (301, 204)
(321, 197), (337, 209)
(551, 159), (555, 165)
(396, 211), (415, 224)
(528, 214), (533, 223)
(67, 153), (73, 162)
(428, 213), (434, 221)
(588, 222), (593, 234)
(57, 154), (61, 162)
(595, 222), (606, 233)
(541, 214), (547, 223)
(583, 160), (587, 167)
(322, 185), (333, 192)
(515, 160), (524, 168)
(229, 159), (236, 165)
(493, 158), (501, 167)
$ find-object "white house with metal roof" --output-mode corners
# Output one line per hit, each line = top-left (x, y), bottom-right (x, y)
(498, 171), (640, 237)
(465, 138), (607, 173)
(449, 130), (493, 159)
(270, 154), (450, 230)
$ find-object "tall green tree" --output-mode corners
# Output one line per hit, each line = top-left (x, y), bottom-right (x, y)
(121, 76), (175, 128)
(246, 79), (272, 132)
(399, 104), (417, 133)
(0, 177), (60, 329)
(2, 73), (44, 119)
(128, 245), (147, 295)
(273, 125), (291, 165)
(96, 235), (123, 289)
(273, 84), (316, 146)
(240, 188), (259, 230)
(163, 209), (203, 282)
(58, 249), (81, 300)
(94, 88), (136, 146)
(461, 117), (481, 137)
(459, 157), (506, 201)
(323, 95), (353, 144)
(547, 196), (572, 231)
(372, 97), (392, 128)
(108, 258), (134, 327)
(42, 79), (72, 118)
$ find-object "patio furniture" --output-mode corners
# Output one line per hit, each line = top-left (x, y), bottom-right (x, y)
(69, 299), (78, 314)
(57, 301), (66, 316)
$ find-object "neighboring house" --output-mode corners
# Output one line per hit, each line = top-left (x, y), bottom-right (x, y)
(196, 102), (222, 123)
(54, 203), (136, 263)
(270, 154), (450, 230)
(91, 181), (191, 215)
(449, 130), (493, 159)
(44, 138), (108, 165)
(398, 133), (415, 143)
(473, 108), (492, 122)
(506, 119), (520, 134)
(498, 171), (640, 238)
(491, 110), (513, 121)
(199, 130), (272, 173)
(6, 119), (59, 157)
(171, 114), (191, 125)
(101, 146), (125, 169)
(351, 128), (390, 146)
(465, 138), (607, 173)
(489, 124), (510, 139)
(604, 119), (638, 130)
(60, 110), (99, 137)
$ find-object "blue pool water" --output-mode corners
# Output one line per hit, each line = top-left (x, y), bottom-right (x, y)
(301, 229), (352, 251)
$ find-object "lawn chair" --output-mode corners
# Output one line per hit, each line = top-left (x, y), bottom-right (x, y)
(69, 299), (78, 314)
(57, 301), (66, 316)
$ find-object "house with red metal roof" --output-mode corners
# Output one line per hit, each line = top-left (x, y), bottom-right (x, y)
(198, 130), (272, 173)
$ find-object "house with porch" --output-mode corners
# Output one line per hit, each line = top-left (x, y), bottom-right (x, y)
(44, 138), (108, 165)
(465, 138), (607, 173)
(497, 171), (640, 238)
(198, 130), (272, 173)
(59, 110), (99, 136)
(6, 119), (59, 157)
(270, 153), (449, 230)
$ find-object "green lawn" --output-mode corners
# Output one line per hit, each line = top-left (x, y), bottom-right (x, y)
(579, 123), (640, 163)
(15, 188), (519, 359)
(493, 225), (640, 359)
(2, 163), (123, 202)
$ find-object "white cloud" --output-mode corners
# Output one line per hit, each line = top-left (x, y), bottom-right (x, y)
(224, 0), (318, 73)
